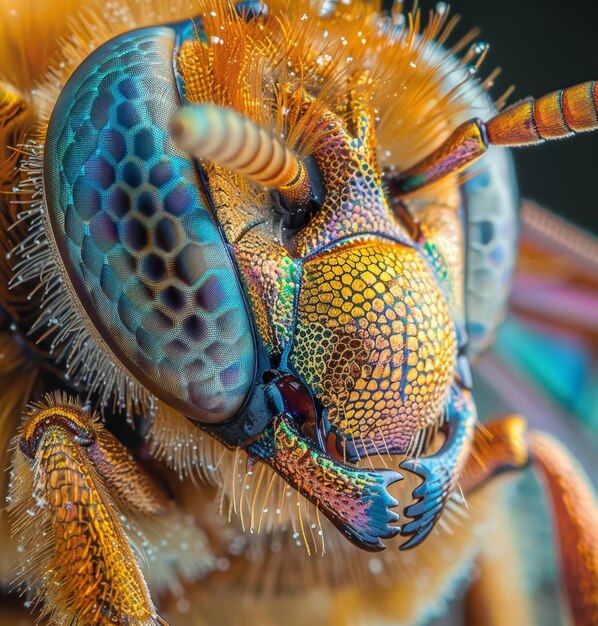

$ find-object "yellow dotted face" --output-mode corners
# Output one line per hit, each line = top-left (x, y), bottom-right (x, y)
(174, 9), (464, 461)
(290, 239), (457, 458)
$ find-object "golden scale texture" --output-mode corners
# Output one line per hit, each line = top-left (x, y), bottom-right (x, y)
(291, 240), (456, 457)
(0, 0), (513, 624)
(232, 228), (299, 352)
(178, 16), (459, 463)
(10, 426), (158, 625)
(4, 1), (597, 626)
(0, 2), (485, 623)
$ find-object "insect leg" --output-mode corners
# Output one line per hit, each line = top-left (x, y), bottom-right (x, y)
(460, 414), (530, 493)
(9, 395), (170, 626)
(529, 430), (598, 626)
(452, 415), (598, 625)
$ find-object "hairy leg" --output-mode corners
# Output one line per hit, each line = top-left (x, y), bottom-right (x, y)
(9, 393), (170, 626)
(530, 431), (598, 626)
(462, 415), (598, 626)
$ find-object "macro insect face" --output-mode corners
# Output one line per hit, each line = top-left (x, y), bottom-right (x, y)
(1, 1), (597, 625)
(22, 1), (477, 551)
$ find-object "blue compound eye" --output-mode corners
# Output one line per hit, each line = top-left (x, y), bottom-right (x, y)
(42, 25), (256, 424)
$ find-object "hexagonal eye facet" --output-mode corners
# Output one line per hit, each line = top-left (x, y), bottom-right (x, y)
(43, 25), (256, 424)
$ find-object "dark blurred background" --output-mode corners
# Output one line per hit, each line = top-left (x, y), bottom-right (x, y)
(442, 0), (598, 234)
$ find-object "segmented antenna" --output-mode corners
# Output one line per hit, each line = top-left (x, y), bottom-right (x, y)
(393, 80), (598, 194)
(487, 80), (598, 145)
(170, 104), (311, 205)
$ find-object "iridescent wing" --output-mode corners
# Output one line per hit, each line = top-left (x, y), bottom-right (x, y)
(473, 200), (598, 626)
(477, 200), (598, 436)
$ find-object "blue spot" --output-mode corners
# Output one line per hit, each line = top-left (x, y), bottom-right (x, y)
(165, 184), (193, 216)
(164, 339), (189, 359)
(134, 128), (156, 160)
(100, 263), (122, 301)
(89, 92), (113, 130)
(117, 292), (138, 333)
(161, 285), (186, 311)
(122, 161), (142, 188)
(137, 191), (159, 217)
(141, 253), (166, 281)
(183, 314), (208, 342)
(85, 157), (115, 189)
(149, 160), (173, 188)
(108, 186), (131, 218)
(81, 236), (104, 277)
(122, 218), (147, 251)
(65, 205), (85, 246)
(101, 129), (126, 162)
(155, 217), (178, 252)
(220, 364), (242, 387)
(116, 101), (141, 128)
(196, 275), (226, 312)
(73, 180), (102, 221)
(118, 77), (140, 99)
(89, 212), (119, 252)
(465, 170), (491, 191)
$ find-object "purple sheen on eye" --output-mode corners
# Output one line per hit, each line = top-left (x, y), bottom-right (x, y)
(121, 217), (147, 251)
(116, 101), (141, 129)
(101, 128), (127, 162)
(175, 243), (208, 286)
(183, 314), (209, 342)
(122, 161), (142, 188)
(118, 77), (141, 100)
(160, 285), (186, 311)
(89, 213), (119, 252)
(155, 217), (178, 252)
(85, 157), (115, 190)
(195, 275), (226, 312)
(165, 184), (193, 216)
(149, 160), (173, 187)
(108, 186), (131, 218)
(220, 364), (242, 387)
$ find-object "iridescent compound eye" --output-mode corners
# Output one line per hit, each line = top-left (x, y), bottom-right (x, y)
(42, 25), (257, 424)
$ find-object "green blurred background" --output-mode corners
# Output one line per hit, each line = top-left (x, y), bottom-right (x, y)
(444, 0), (598, 234)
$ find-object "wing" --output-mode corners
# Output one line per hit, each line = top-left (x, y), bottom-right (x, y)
(477, 200), (598, 432)
(474, 200), (598, 626)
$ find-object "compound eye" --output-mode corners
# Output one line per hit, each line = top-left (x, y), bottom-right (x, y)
(41, 26), (256, 424)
